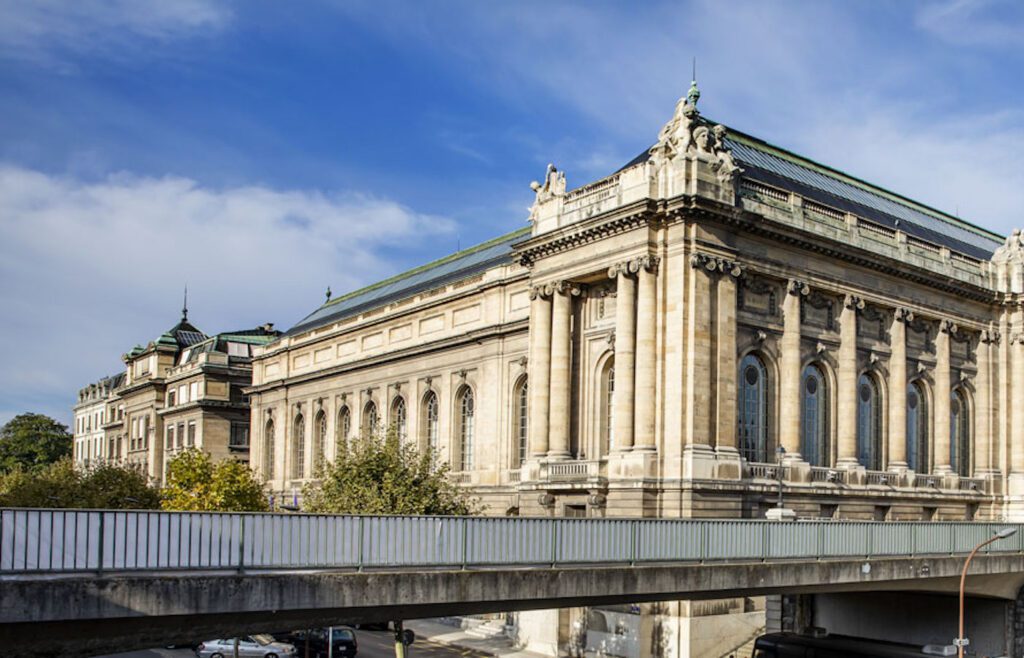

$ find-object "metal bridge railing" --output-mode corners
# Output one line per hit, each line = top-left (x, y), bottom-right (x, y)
(1, 508), (1021, 575)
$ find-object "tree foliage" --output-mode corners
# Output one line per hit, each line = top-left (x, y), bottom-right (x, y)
(301, 428), (476, 515)
(0, 413), (72, 474)
(161, 449), (268, 512)
(0, 459), (161, 509)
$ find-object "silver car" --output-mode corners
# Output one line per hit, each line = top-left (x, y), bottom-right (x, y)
(196, 635), (297, 657)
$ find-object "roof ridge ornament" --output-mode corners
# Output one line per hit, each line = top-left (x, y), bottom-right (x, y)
(182, 284), (188, 322)
(687, 57), (700, 107)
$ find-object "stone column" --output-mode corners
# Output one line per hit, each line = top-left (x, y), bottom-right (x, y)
(714, 266), (741, 453)
(976, 329), (995, 476)
(933, 320), (955, 474)
(837, 294), (864, 468)
(634, 257), (659, 452)
(548, 281), (578, 459)
(528, 287), (552, 458)
(888, 308), (911, 471)
(1013, 322), (1024, 476)
(611, 264), (637, 451)
(779, 280), (808, 459)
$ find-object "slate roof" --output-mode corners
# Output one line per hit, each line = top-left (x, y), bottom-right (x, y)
(621, 126), (1003, 260)
(179, 328), (283, 364)
(285, 228), (530, 337)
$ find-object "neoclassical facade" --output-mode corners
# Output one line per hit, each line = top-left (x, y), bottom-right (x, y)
(249, 85), (1023, 522)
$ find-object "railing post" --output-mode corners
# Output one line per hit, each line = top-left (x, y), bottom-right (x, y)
(700, 522), (707, 565)
(817, 522), (824, 561)
(237, 515), (245, 573)
(629, 521), (637, 567)
(96, 512), (105, 576)
(461, 518), (469, 570)
(762, 522), (769, 563)
(551, 520), (559, 568)
(866, 522), (873, 559)
(911, 523), (916, 558)
(357, 516), (364, 572)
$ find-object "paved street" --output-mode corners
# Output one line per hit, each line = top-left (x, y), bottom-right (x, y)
(96, 629), (489, 658)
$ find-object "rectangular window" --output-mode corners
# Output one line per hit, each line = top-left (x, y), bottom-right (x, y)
(178, 384), (188, 404)
(166, 426), (174, 450)
(227, 342), (250, 357)
(178, 423), (185, 448)
(187, 422), (196, 447)
(230, 424), (249, 448)
(189, 381), (200, 401)
(168, 390), (176, 406)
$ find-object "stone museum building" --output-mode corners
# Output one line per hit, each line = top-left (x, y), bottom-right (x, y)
(249, 83), (1019, 525)
(71, 306), (281, 482)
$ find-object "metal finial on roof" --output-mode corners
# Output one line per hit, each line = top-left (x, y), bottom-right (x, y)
(325, 286), (332, 302)
(687, 57), (700, 107)
(182, 285), (188, 321)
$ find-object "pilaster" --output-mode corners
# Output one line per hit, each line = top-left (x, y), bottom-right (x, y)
(527, 287), (552, 460)
(933, 319), (955, 475)
(610, 263), (637, 452)
(634, 256), (659, 452)
(548, 281), (579, 459)
(836, 294), (864, 470)
(888, 307), (911, 473)
(779, 279), (808, 462)
(976, 328), (997, 477)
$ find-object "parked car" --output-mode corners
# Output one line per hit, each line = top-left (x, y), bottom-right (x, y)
(753, 632), (952, 658)
(196, 635), (297, 657)
(274, 627), (358, 658)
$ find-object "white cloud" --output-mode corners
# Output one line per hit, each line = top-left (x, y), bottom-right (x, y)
(0, 166), (454, 424)
(0, 0), (231, 67)
(916, 0), (1024, 47)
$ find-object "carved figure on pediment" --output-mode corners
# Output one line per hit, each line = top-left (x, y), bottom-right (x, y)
(992, 228), (1024, 263)
(691, 125), (713, 156)
(653, 96), (698, 161)
(528, 163), (566, 223)
(711, 124), (743, 183)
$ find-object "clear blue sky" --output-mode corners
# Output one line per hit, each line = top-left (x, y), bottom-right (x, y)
(1, 0), (1023, 425)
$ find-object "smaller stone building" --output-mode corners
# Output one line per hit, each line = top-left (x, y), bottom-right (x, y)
(72, 373), (123, 468)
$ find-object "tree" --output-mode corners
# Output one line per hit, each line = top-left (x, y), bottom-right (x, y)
(0, 413), (72, 474)
(301, 427), (477, 515)
(0, 459), (160, 509)
(161, 449), (268, 512)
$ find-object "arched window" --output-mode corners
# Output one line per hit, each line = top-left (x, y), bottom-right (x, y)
(292, 413), (305, 480)
(907, 382), (929, 472)
(263, 419), (275, 479)
(313, 410), (326, 469)
(363, 401), (378, 435)
(856, 373), (882, 470)
(514, 376), (528, 466)
(951, 388), (970, 477)
(337, 406), (351, 455)
(602, 359), (615, 455)
(457, 387), (475, 471)
(391, 397), (407, 441)
(737, 354), (768, 462)
(801, 364), (829, 467)
(422, 391), (439, 454)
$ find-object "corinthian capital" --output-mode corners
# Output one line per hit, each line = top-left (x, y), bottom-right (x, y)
(894, 307), (915, 323)
(548, 280), (582, 297)
(787, 279), (809, 296)
(528, 284), (549, 300)
(843, 294), (865, 311)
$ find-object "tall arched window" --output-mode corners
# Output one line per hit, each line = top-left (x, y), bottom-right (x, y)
(856, 373), (882, 470)
(363, 401), (378, 435)
(602, 359), (615, 455)
(336, 406), (351, 455)
(514, 377), (528, 466)
(313, 410), (326, 469)
(457, 387), (475, 471)
(907, 382), (929, 472)
(737, 353), (768, 462)
(263, 419), (275, 479)
(391, 397), (407, 441)
(422, 391), (439, 454)
(801, 364), (829, 467)
(951, 388), (970, 477)
(292, 413), (305, 480)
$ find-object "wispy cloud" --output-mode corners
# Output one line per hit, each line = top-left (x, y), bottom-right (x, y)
(0, 165), (454, 424)
(916, 0), (1024, 47)
(0, 0), (231, 68)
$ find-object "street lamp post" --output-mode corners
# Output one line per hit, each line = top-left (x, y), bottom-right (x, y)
(956, 527), (1017, 657)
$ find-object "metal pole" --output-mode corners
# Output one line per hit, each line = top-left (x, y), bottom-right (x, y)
(328, 626), (334, 658)
(393, 620), (406, 658)
(957, 529), (1017, 658)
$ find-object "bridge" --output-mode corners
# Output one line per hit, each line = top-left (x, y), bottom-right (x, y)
(2, 508), (1023, 656)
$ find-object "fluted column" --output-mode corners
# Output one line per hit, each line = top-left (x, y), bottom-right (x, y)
(975, 329), (995, 476)
(888, 308), (911, 470)
(1013, 317), (1024, 475)
(548, 281), (578, 459)
(528, 287), (552, 458)
(611, 264), (637, 451)
(634, 256), (659, 452)
(837, 294), (864, 468)
(933, 320), (955, 474)
(780, 280), (808, 458)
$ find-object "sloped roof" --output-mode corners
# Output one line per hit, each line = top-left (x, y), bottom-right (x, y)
(285, 228), (530, 337)
(620, 125), (1003, 260)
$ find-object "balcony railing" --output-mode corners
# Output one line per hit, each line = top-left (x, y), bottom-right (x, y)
(865, 470), (894, 486)
(539, 460), (604, 483)
(744, 462), (786, 480)
(809, 467), (846, 484)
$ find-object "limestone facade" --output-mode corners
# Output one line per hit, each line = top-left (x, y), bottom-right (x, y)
(72, 373), (122, 467)
(249, 88), (1022, 522)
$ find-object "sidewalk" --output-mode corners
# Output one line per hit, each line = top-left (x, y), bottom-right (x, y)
(405, 619), (549, 658)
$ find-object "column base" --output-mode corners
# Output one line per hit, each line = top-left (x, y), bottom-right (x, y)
(682, 444), (716, 480)
(607, 449), (658, 480)
(714, 446), (743, 480)
(765, 507), (797, 522)
(545, 450), (571, 460)
(1005, 473), (1024, 521)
